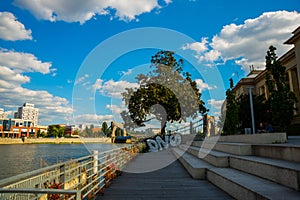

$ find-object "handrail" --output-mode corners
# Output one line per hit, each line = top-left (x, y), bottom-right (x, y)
(0, 188), (81, 200)
(0, 144), (138, 200)
(0, 154), (92, 187)
(0, 144), (131, 187)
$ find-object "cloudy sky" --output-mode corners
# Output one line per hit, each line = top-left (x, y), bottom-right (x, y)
(0, 0), (299, 127)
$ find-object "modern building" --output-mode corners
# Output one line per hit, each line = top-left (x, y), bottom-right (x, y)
(0, 104), (39, 138)
(222, 26), (300, 131)
(15, 103), (39, 127)
(0, 108), (8, 119)
(0, 118), (38, 138)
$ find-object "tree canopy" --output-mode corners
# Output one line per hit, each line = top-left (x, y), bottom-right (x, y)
(121, 50), (208, 134)
(47, 125), (65, 138)
(222, 78), (239, 134)
(265, 45), (298, 131)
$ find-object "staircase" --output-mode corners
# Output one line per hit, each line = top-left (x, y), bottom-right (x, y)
(172, 138), (300, 200)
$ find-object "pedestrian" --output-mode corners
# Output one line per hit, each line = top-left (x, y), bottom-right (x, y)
(258, 123), (265, 133)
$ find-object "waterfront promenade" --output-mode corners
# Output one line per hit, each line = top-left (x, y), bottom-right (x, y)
(96, 134), (300, 200)
(97, 150), (232, 200)
(0, 137), (111, 144)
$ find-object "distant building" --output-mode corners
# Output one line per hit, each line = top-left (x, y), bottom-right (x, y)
(0, 105), (40, 138)
(15, 103), (39, 126)
(65, 125), (79, 137)
(0, 118), (38, 138)
(0, 108), (8, 119)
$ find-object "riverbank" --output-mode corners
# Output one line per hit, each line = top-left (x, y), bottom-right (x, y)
(0, 137), (111, 144)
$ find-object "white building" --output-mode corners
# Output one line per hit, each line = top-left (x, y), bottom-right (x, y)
(0, 108), (8, 119)
(15, 103), (39, 127)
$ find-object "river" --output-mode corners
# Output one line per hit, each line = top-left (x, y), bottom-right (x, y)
(0, 143), (126, 180)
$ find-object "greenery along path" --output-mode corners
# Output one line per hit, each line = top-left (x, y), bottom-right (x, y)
(96, 150), (232, 200)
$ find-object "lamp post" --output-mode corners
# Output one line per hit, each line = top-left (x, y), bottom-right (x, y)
(247, 86), (255, 134)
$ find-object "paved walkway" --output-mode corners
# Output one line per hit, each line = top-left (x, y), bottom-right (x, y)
(96, 150), (232, 200)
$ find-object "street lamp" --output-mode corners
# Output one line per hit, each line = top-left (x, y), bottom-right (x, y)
(247, 86), (255, 134)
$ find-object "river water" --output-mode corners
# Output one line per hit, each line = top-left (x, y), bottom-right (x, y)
(0, 143), (125, 180)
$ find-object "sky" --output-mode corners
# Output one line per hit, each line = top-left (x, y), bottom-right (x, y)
(0, 0), (299, 129)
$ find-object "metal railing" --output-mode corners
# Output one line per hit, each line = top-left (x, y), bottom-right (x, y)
(174, 119), (203, 134)
(0, 144), (138, 200)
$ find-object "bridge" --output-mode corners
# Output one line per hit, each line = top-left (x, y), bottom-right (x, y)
(0, 132), (300, 199)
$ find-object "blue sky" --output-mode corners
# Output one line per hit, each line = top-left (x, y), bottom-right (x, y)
(0, 0), (299, 128)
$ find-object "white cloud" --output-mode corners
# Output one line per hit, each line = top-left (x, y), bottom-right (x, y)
(0, 12), (32, 41)
(0, 49), (72, 124)
(0, 86), (73, 124)
(182, 37), (208, 54)
(207, 99), (224, 110)
(195, 79), (216, 92)
(75, 74), (89, 85)
(106, 103), (126, 114)
(73, 113), (114, 124)
(119, 68), (133, 76)
(13, 0), (168, 24)
(93, 79), (139, 99)
(0, 49), (52, 74)
(183, 11), (300, 72)
(0, 66), (30, 84)
(197, 50), (221, 63)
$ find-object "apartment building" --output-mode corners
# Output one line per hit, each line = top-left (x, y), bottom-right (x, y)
(15, 103), (39, 127)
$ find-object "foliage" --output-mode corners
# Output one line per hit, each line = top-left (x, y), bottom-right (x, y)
(265, 46), (298, 131)
(223, 78), (239, 134)
(121, 50), (208, 134)
(47, 125), (65, 138)
(36, 129), (46, 138)
(101, 121), (110, 136)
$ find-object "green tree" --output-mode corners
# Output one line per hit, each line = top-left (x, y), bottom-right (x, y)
(265, 46), (298, 131)
(36, 129), (42, 138)
(47, 125), (65, 138)
(122, 50), (208, 134)
(223, 78), (239, 134)
(101, 121), (109, 136)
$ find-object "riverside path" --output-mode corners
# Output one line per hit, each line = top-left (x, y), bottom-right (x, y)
(96, 149), (232, 200)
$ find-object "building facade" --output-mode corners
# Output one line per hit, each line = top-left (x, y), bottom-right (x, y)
(0, 117), (38, 138)
(0, 108), (8, 119)
(225, 26), (300, 128)
(15, 103), (39, 127)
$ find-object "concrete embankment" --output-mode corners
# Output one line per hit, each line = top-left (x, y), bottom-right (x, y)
(0, 137), (111, 144)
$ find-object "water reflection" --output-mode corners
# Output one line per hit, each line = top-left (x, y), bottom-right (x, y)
(0, 143), (124, 179)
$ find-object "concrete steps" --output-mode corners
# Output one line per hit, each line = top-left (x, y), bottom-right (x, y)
(252, 144), (300, 162)
(207, 168), (300, 200)
(192, 141), (252, 156)
(172, 148), (213, 179)
(230, 155), (300, 191)
(174, 141), (300, 199)
(181, 144), (230, 167)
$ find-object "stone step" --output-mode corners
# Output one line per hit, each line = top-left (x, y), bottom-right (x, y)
(192, 141), (252, 156)
(252, 144), (300, 162)
(207, 167), (300, 200)
(204, 133), (287, 144)
(181, 144), (230, 167)
(230, 155), (300, 191)
(172, 148), (214, 179)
